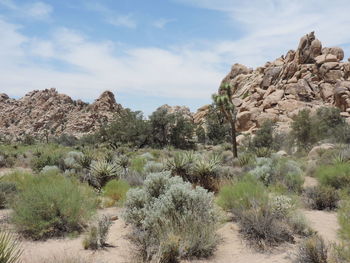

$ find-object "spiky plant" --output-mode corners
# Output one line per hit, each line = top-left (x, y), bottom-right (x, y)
(238, 153), (253, 167)
(254, 147), (271, 158)
(0, 230), (22, 263)
(77, 154), (93, 170)
(116, 155), (130, 176)
(90, 160), (121, 189)
(191, 154), (222, 191)
(166, 152), (192, 180)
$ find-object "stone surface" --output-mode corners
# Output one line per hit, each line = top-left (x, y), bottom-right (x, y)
(0, 88), (123, 140)
(194, 32), (350, 134)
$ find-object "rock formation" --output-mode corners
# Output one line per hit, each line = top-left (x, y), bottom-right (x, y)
(0, 88), (123, 140)
(195, 32), (350, 133)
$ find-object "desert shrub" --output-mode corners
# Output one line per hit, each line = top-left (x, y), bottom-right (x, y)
(123, 172), (219, 261)
(294, 235), (328, 263)
(338, 197), (350, 244)
(124, 170), (145, 187)
(1, 170), (34, 191)
(143, 161), (165, 174)
(0, 230), (22, 263)
(218, 176), (304, 249)
(251, 120), (275, 150)
(291, 107), (350, 151)
(89, 160), (122, 189)
(54, 134), (78, 146)
(316, 163), (350, 189)
(239, 202), (294, 249)
(291, 109), (316, 150)
(102, 179), (130, 206)
(217, 176), (268, 212)
(0, 152), (15, 168)
(0, 182), (17, 209)
(12, 174), (97, 240)
(130, 156), (147, 173)
(41, 165), (61, 176)
(83, 215), (111, 250)
(30, 148), (65, 172)
(305, 185), (340, 210)
(249, 157), (304, 193)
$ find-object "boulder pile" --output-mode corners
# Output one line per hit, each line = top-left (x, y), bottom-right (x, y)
(194, 32), (350, 133)
(0, 88), (123, 140)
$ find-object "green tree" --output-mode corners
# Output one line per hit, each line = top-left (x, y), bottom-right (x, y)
(101, 109), (151, 148)
(206, 104), (231, 145)
(212, 83), (238, 158)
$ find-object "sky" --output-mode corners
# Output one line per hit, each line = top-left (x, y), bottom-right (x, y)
(1, 0), (350, 116)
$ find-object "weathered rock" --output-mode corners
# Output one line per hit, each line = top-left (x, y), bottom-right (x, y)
(315, 54), (338, 65)
(0, 88), (123, 140)
(308, 143), (335, 160)
(194, 32), (349, 134)
(322, 47), (344, 61)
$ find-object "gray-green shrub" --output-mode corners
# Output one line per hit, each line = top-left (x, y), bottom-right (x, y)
(12, 174), (97, 240)
(123, 171), (219, 261)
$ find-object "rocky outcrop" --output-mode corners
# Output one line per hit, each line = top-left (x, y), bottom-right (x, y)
(0, 88), (123, 140)
(195, 32), (350, 133)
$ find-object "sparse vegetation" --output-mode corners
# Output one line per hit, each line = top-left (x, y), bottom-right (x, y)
(12, 174), (97, 240)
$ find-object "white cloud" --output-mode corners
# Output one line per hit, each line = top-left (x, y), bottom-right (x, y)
(84, 2), (137, 29)
(107, 14), (137, 28)
(152, 18), (175, 29)
(25, 1), (52, 20)
(0, 19), (223, 102)
(0, 0), (53, 20)
(174, 0), (350, 67)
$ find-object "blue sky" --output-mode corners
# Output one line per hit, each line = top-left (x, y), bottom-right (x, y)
(1, 0), (350, 115)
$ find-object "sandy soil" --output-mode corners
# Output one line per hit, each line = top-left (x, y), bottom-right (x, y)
(0, 206), (340, 263)
(303, 210), (339, 243)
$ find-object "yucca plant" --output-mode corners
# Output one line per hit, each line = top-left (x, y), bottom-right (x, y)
(166, 152), (193, 179)
(77, 154), (93, 170)
(254, 147), (271, 158)
(90, 160), (121, 189)
(0, 230), (22, 263)
(238, 153), (253, 167)
(116, 155), (130, 176)
(191, 154), (221, 191)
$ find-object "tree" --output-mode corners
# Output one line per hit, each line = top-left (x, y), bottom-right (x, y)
(101, 109), (151, 148)
(212, 83), (238, 158)
(205, 104), (231, 145)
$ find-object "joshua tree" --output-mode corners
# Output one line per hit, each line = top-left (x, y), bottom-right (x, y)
(212, 83), (238, 158)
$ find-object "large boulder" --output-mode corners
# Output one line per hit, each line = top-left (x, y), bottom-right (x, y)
(308, 143), (335, 160)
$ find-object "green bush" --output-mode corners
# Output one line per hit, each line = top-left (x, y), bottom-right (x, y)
(0, 182), (17, 209)
(102, 179), (130, 206)
(83, 215), (111, 250)
(130, 156), (147, 173)
(251, 120), (275, 150)
(338, 197), (350, 244)
(12, 174), (97, 240)
(123, 172), (219, 261)
(30, 146), (66, 172)
(305, 185), (339, 210)
(0, 230), (22, 263)
(294, 235), (328, 263)
(217, 176), (306, 249)
(316, 163), (350, 189)
(217, 176), (268, 212)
